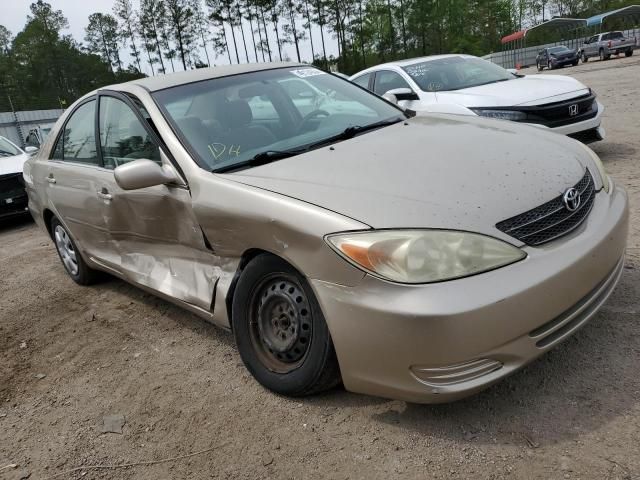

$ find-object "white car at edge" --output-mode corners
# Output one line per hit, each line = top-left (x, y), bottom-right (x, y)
(350, 54), (605, 142)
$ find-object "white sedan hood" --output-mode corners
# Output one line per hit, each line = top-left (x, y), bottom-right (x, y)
(0, 153), (30, 176)
(436, 75), (589, 107)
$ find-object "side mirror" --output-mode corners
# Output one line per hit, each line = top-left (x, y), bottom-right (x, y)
(382, 87), (419, 104)
(24, 146), (38, 154)
(114, 159), (183, 190)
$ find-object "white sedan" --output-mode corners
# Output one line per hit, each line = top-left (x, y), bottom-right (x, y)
(1, 136), (37, 219)
(350, 54), (605, 142)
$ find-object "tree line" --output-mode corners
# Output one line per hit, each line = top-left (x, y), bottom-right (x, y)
(0, 0), (637, 111)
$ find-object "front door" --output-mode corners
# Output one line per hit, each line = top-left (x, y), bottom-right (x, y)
(96, 92), (218, 311)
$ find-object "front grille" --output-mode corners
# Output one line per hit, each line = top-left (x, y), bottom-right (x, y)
(476, 93), (598, 128)
(0, 173), (25, 200)
(522, 93), (597, 128)
(496, 170), (596, 246)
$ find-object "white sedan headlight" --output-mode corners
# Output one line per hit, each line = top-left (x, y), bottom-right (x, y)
(327, 230), (526, 284)
(470, 109), (527, 121)
(578, 142), (610, 193)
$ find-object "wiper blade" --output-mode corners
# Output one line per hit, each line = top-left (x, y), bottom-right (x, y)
(304, 117), (404, 149)
(214, 148), (306, 173)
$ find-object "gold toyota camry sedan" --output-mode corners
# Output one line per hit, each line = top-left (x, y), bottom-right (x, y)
(24, 62), (628, 403)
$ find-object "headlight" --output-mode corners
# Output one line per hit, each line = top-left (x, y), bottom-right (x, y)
(326, 230), (526, 284)
(578, 142), (610, 193)
(471, 109), (527, 121)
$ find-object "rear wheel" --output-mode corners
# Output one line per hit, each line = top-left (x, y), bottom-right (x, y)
(572, 60), (579, 66)
(626, 49), (634, 57)
(51, 217), (99, 285)
(232, 254), (341, 396)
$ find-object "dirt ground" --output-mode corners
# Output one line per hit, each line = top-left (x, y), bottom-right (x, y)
(1, 56), (639, 480)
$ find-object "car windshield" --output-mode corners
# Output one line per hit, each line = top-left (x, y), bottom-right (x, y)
(549, 46), (570, 53)
(0, 137), (21, 158)
(402, 56), (514, 92)
(153, 67), (404, 171)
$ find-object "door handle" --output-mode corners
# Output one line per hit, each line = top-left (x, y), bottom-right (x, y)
(97, 190), (113, 201)
(46, 176), (56, 184)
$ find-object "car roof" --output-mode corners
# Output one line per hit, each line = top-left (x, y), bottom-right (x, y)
(350, 54), (474, 78)
(118, 61), (305, 92)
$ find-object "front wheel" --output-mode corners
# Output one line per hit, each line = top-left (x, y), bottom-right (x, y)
(51, 217), (99, 285)
(537, 61), (543, 71)
(582, 52), (589, 62)
(547, 60), (553, 70)
(626, 49), (634, 57)
(232, 254), (341, 397)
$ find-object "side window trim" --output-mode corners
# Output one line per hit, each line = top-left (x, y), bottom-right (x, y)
(49, 96), (97, 163)
(96, 90), (186, 182)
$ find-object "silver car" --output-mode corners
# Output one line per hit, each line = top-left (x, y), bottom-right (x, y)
(24, 62), (628, 403)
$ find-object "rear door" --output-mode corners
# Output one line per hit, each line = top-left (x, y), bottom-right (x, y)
(96, 91), (218, 310)
(43, 98), (121, 267)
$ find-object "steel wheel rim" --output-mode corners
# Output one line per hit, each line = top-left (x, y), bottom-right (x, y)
(54, 225), (78, 276)
(249, 274), (313, 374)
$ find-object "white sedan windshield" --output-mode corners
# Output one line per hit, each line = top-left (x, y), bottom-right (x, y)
(402, 57), (514, 92)
(153, 67), (404, 171)
(0, 137), (21, 158)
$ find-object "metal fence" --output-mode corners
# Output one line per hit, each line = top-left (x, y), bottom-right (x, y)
(484, 27), (640, 68)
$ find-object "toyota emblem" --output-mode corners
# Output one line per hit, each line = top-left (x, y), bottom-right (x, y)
(563, 187), (581, 212)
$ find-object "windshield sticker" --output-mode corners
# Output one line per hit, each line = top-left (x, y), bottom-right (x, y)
(291, 68), (326, 78)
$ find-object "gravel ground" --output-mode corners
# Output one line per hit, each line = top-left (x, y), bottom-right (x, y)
(1, 56), (639, 480)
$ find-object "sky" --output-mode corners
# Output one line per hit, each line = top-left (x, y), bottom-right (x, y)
(4, 0), (338, 76)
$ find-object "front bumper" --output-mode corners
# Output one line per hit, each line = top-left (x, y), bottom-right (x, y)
(311, 181), (628, 403)
(0, 192), (30, 219)
(551, 57), (578, 67)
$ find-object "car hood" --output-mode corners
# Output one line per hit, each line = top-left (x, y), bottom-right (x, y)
(0, 153), (29, 176)
(226, 115), (587, 242)
(435, 75), (589, 107)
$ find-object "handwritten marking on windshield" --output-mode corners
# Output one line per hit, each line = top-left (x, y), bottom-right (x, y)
(208, 143), (226, 160)
(208, 143), (241, 161)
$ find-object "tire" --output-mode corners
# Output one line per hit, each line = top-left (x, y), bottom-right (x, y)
(50, 217), (99, 285)
(599, 48), (610, 61)
(582, 52), (589, 63)
(572, 60), (579, 66)
(626, 49), (633, 57)
(231, 254), (341, 397)
(547, 60), (553, 70)
(536, 61), (543, 71)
